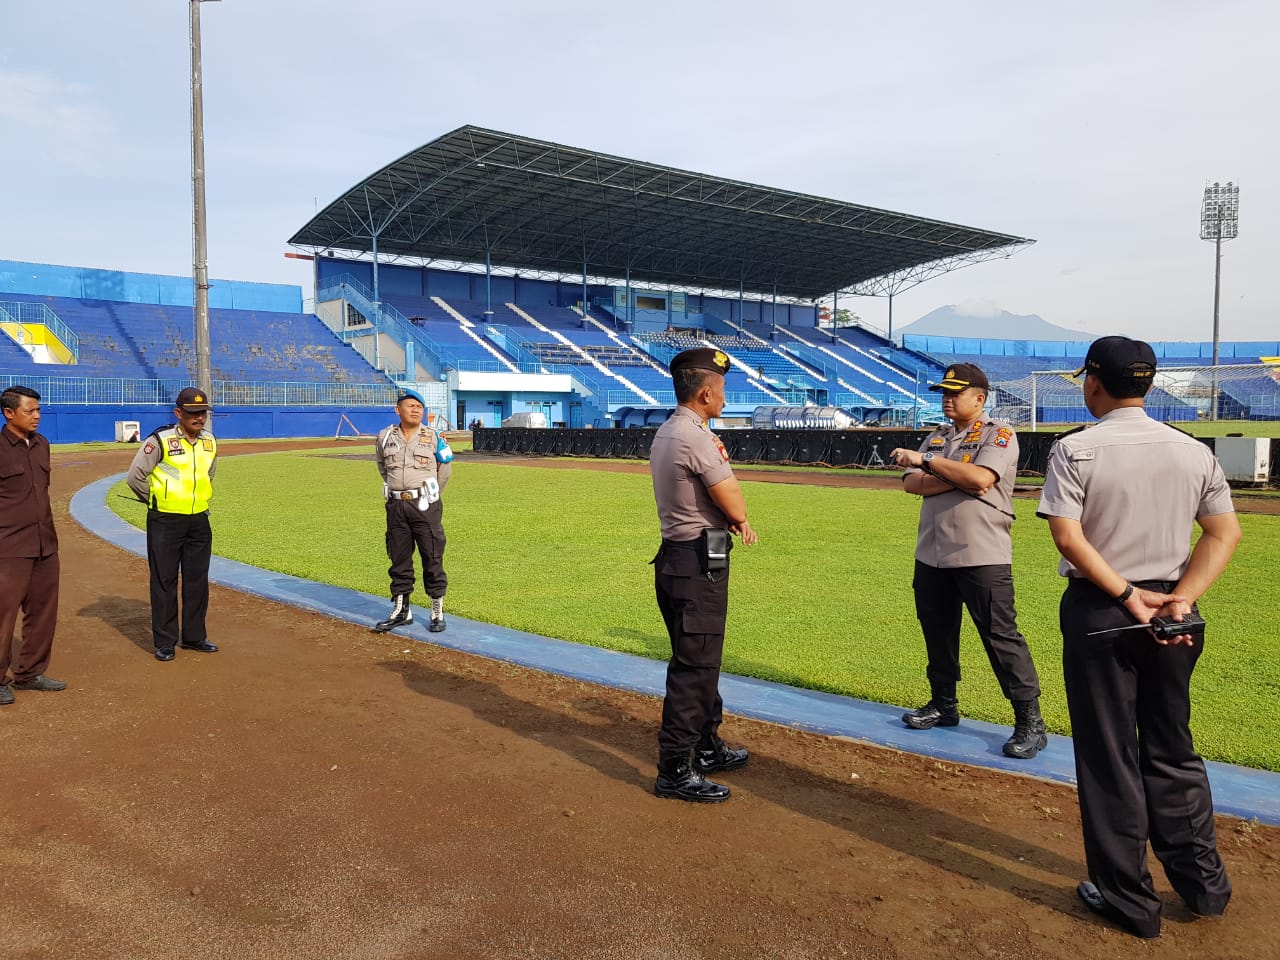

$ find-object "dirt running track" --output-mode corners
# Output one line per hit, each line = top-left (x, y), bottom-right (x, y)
(2, 441), (1277, 960)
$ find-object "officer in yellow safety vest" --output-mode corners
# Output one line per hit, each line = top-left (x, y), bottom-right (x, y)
(127, 387), (220, 662)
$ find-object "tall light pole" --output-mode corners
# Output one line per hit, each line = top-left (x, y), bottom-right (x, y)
(190, 0), (220, 396)
(1199, 181), (1239, 420)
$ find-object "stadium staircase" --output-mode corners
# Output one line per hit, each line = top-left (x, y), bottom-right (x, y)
(316, 276), (450, 381)
(430, 297), (521, 372)
(503, 303), (658, 405)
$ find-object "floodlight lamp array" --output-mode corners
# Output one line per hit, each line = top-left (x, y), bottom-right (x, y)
(1200, 181), (1240, 241)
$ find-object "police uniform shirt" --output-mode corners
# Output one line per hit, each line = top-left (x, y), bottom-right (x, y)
(651, 406), (734, 541)
(1037, 407), (1234, 582)
(376, 424), (453, 493)
(908, 417), (1019, 568)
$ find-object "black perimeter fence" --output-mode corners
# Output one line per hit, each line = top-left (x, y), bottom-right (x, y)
(472, 428), (1280, 482)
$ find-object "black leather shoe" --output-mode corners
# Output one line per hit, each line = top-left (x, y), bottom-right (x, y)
(655, 755), (730, 803)
(428, 617), (446, 633)
(374, 594), (413, 633)
(155, 648), (176, 662)
(0, 684), (14, 705)
(180, 640), (219, 653)
(13, 674), (67, 691)
(902, 698), (960, 730)
(1077, 881), (1160, 939)
(695, 738), (749, 773)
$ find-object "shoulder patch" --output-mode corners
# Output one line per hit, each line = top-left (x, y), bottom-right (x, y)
(1163, 422), (1195, 438)
(143, 441), (155, 455)
(994, 426), (1013, 448)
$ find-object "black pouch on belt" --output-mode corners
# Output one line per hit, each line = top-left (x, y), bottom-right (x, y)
(699, 528), (730, 574)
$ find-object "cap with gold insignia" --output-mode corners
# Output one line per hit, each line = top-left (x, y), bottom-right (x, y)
(175, 387), (211, 411)
(396, 387), (427, 406)
(669, 347), (731, 377)
(929, 362), (990, 393)
(1073, 336), (1157, 381)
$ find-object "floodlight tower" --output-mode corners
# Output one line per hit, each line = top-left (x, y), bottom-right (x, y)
(1199, 181), (1239, 419)
(190, 0), (221, 396)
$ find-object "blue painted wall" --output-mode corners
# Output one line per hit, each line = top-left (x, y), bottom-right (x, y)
(0, 259), (302, 313)
(37, 405), (390, 444)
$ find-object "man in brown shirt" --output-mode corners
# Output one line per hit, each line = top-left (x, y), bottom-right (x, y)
(0, 386), (66, 705)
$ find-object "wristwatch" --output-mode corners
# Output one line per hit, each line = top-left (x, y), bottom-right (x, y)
(922, 452), (936, 473)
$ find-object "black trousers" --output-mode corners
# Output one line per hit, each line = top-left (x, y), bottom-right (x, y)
(386, 498), (447, 599)
(146, 510), (212, 652)
(1061, 578), (1229, 938)
(0, 553), (59, 682)
(912, 560), (1040, 701)
(654, 540), (728, 758)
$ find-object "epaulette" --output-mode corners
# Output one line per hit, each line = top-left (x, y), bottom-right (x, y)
(145, 423), (176, 442)
(1050, 424), (1089, 444)
(1163, 422), (1196, 438)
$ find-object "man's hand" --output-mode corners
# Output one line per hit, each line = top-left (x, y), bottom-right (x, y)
(1123, 589), (1196, 647)
(890, 448), (922, 469)
(1149, 597), (1197, 647)
(731, 520), (759, 546)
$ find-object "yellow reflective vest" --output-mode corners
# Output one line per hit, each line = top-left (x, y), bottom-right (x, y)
(146, 426), (217, 514)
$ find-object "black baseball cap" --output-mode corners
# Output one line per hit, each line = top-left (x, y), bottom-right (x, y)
(929, 363), (990, 393)
(670, 347), (731, 377)
(1074, 336), (1157, 382)
(175, 387), (211, 412)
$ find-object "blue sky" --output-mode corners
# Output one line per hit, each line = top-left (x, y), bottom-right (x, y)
(2, 1), (1275, 341)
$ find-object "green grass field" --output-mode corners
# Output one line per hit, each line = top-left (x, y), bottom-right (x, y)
(108, 451), (1280, 771)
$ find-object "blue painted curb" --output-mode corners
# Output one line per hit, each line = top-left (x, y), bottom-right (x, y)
(72, 474), (1280, 826)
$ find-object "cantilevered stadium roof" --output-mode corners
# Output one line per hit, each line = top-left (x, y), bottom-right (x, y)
(288, 125), (1032, 301)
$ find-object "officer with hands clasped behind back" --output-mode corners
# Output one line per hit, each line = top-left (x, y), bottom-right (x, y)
(889, 363), (1047, 759)
(650, 348), (758, 804)
(373, 388), (454, 634)
(1037, 336), (1241, 940)
(126, 387), (220, 662)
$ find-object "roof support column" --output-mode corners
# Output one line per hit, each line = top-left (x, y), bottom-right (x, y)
(738, 273), (744, 325)
(581, 257), (588, 324)
(370, 231), (381, 370)
(772, 283), (778, 338)
(484, 249), (493, 321)
(887, 292), (895, 345)
(625, 266), (632, 330)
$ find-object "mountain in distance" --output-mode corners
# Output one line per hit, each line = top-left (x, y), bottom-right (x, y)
(896, 303), (1089, 341)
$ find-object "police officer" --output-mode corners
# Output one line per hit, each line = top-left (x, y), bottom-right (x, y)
(373, 388), (454, 634)
(1038, 336), (1241, 939)
(889, 363), (1047, 759)
(650, 348), (758, 803)
(126, 387), (219, 662)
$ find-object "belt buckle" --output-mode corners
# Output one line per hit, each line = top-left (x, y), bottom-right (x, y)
(400, 491), (415, 500)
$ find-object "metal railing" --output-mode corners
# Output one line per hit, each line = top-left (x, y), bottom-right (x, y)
(316, 274), (451, 376)
(0, 374), (398, 407)
(0, 300), (81, 363)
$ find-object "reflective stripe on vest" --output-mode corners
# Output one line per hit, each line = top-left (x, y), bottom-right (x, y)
(148, 427), (216, 513)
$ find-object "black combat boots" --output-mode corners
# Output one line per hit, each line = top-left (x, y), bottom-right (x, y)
(655, 752), (731, 803)
(902, 686), (961, 730)
(428, 596), (446, 633)
(373, 593), (413, 633)
(694, 736), (749, 773)
(1003, 698), (1048, 759)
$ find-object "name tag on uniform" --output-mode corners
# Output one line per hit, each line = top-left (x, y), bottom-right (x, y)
(167, 438), (184, 455)
(1070, 449), (1095, 461)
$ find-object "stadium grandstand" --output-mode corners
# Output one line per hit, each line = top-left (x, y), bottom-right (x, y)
(4, 125), (1276, 439)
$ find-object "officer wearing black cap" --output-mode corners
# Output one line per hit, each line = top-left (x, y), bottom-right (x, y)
(373, 388), (454, 633)
(1038, 336), (1241, 939)
(650, 348), (758, 803)
(889, 363), (1047, 759)
(126, 387), (220, 661)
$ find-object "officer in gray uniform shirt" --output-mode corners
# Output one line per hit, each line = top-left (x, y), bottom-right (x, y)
(889, 363), (1047, 759)
(372, 388), (454, 634)
(1038, 336), (1241, 940)
(650, 348), (758, 804)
